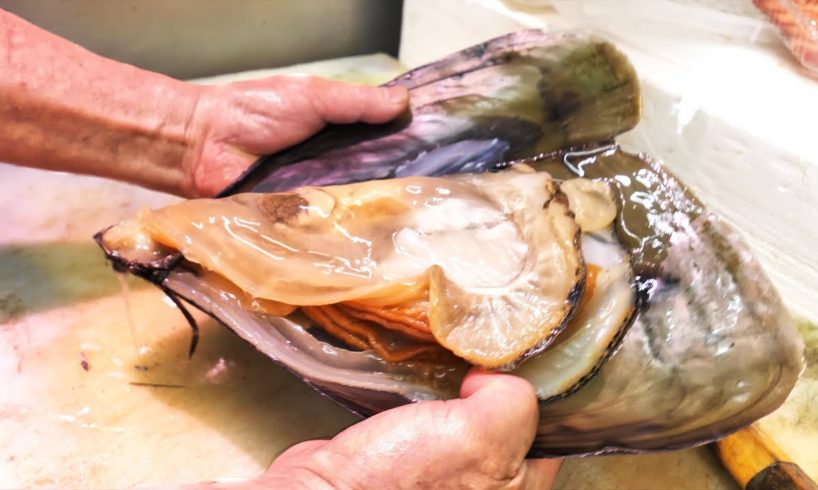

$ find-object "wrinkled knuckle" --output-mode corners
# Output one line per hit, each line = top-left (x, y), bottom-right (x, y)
(482, 460), (527, 490)
(303, 75), (328, 93)
(440, 401), (474, 432)
(348, 95), (368, 122)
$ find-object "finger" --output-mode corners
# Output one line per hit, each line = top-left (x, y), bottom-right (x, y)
(307, 77), (409, 125)
(459, 367), (540, 460)
(459, 367), (519, 398)
(522, 458), (562, 490)
(273, 439), (329, 465)
(460, 367), (538, 406)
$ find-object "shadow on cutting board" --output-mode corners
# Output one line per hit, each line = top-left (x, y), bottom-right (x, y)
(123, 313), (360, 467)
(0, 241), (148, 323)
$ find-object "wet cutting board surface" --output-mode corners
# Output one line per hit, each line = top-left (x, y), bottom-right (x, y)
(0, 54), (813, 490)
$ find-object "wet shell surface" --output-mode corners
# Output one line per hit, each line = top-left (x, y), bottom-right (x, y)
(96, 30), (804, 456)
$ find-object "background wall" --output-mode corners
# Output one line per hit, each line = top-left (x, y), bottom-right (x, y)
(0, 0), (403, 79)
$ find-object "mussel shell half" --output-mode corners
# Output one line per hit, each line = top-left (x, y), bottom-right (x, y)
(95, 30), (804, 456)
(220, 29), (641, 195)
(523, 147), (805, 455)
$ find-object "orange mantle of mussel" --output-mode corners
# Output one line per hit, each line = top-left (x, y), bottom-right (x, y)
(297, 264), (601, 365)
(202, 261), (600, 365)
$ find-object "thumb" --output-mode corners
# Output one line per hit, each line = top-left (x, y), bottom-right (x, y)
(459, 368), (539, 459)
(460, 368), (561, 490)
(306, 77), (409, 125)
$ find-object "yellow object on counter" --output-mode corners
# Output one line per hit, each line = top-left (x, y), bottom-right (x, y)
(715, 425), (818, 490)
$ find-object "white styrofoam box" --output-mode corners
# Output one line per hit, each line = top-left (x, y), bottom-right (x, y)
(400, 0), (818, 324)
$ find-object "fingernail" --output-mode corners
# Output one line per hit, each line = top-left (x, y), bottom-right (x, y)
(386, 86), (408, 104)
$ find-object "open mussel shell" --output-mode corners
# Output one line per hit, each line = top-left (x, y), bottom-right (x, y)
(96, 30), (804, 456)
(220, 29), (641, 195)
(522, 147), (804, 455)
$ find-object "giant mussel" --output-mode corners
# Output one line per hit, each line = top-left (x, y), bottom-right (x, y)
(96, 30), (805, 456)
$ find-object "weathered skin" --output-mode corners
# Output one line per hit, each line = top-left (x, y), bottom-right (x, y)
(0, 8), (408, 198)
(183, 371), (559, 490)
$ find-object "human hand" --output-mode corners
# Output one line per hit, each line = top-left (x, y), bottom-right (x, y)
(0, 11), (409, 197)
(211, 370), (560, 490)
(182, 76), (409, 197)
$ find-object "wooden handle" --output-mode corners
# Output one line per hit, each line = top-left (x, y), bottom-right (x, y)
(746, 463), (818, 490)
(714, 425), (818, 490)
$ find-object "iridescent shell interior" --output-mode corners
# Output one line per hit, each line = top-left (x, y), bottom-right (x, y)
(96, 30), (804, 457)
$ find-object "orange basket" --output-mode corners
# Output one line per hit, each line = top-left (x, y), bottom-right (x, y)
(755, 0), (818, 73)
